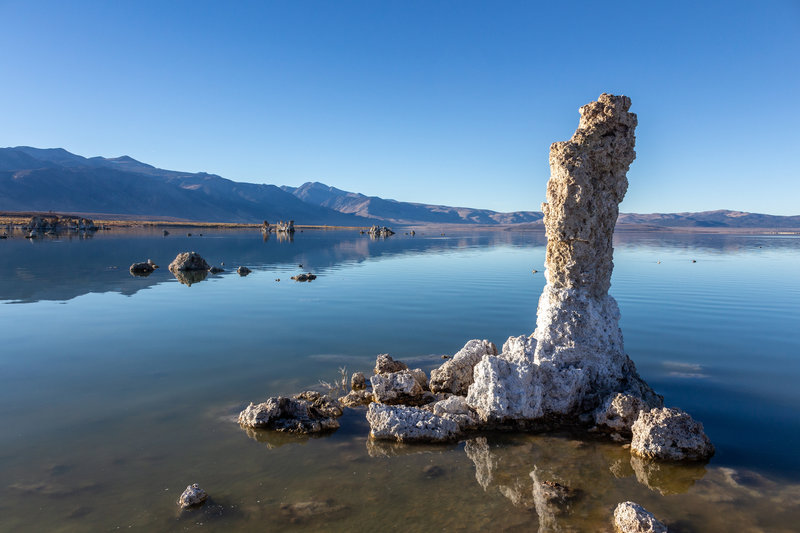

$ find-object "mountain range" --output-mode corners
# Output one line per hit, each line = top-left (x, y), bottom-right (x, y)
(1, 146), (798, 229)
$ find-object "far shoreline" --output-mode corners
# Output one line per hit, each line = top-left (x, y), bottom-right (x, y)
(1, 211), (798, 236)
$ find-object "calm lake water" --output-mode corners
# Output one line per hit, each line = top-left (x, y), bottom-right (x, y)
(1, 228), (799, 532)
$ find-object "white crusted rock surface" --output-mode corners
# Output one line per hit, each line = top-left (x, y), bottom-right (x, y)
(370, 370), (427, 405)
(177, 483), (208, 509)
(631, 407), (714, 461)
(430, 339), (497, 395)
(613, 501), (668, 533)
(366, 403), (460, 442)
(595, 393), (657, 435)
(466, 94), (662, 425)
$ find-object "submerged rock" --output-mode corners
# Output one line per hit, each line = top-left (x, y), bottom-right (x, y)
(129, 259), (158, 275)
(631, 407), (714, 461)
(613, 501), (667, 533)
(177, 483), (208, 509)
(168, 251), (210, 272)
(366, 403), (460, 442)
(430, 339), (497, 395)
(238, 392), (342, 434)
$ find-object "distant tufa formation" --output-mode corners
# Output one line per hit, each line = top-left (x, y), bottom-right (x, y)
(238, 94), (713, 466)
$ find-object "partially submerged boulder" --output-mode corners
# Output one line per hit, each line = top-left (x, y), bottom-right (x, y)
(177, 483), (208, 509)
(631, 407), (714, 461)
(237, 266), (251, 276)
(129, 259), (158, 275)
(366, 403), (460, 442)
(291, 273), (317, 282)
(613, 501), (667, 533)
(168, 252), (210, 272)
(430, 339), (497, 395)
(238, 392), (342, 434)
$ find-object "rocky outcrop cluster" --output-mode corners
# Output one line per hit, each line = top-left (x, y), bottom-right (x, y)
(238, 391), (343, 434)
(23, 215), (98, 233)
(367, 225), (395, 238)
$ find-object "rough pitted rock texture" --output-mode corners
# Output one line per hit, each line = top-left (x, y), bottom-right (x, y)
(631, 407), (714, 461)
(168, 251), (210, 272)
(595, 393), (660, 436)
(613, 501), (668, 533)
(370, 369), (429, 405)
(426, 395), (479, 431)
(238, 392), (342, 434)
(374, 354), (408, 375)
(339, 389), (373, 407)
(366, 403), (460, 442)
(467, 94), (662, 426)
(430, 339), (497, 395)
(177, 483), (208, 508)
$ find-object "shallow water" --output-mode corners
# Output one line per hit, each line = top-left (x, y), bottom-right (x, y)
(1, 228), (799, 531)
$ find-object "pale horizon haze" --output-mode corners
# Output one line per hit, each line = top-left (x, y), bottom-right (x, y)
(0, 1), (798, 215)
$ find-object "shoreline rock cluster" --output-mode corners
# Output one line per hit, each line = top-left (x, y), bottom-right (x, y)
(237, 94), (713, 462)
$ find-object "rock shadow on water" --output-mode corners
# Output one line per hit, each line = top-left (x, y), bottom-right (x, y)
(173, 269), (208, 286)
(241, 425), (335, 449)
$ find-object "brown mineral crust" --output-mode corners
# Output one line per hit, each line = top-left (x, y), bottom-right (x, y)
(543, 93), (637, 298)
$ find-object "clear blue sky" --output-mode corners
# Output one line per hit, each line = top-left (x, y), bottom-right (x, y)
(1, 0), (798, 215)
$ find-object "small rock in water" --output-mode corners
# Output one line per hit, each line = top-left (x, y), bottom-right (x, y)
(168, 252), (210, 272)
(613, 501), (667, 533)
(177, 483), (208, 509)
(129, 259), (158, 275)
(163, 229), (169, 236)
(631, 407), (714, 461)
(291, 273), (317, 282)
(187, 233), (192, 237)
(237, 266), (251, 276)
(208, 266), (224, 274)
(532, 269), (538, 273)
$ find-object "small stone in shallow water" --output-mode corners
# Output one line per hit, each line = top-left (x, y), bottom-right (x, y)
(237, 266), (251, 276)
(631, 407), (714, 461)
(177, 483), (208, 509)
(613, 501), (667, 533)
